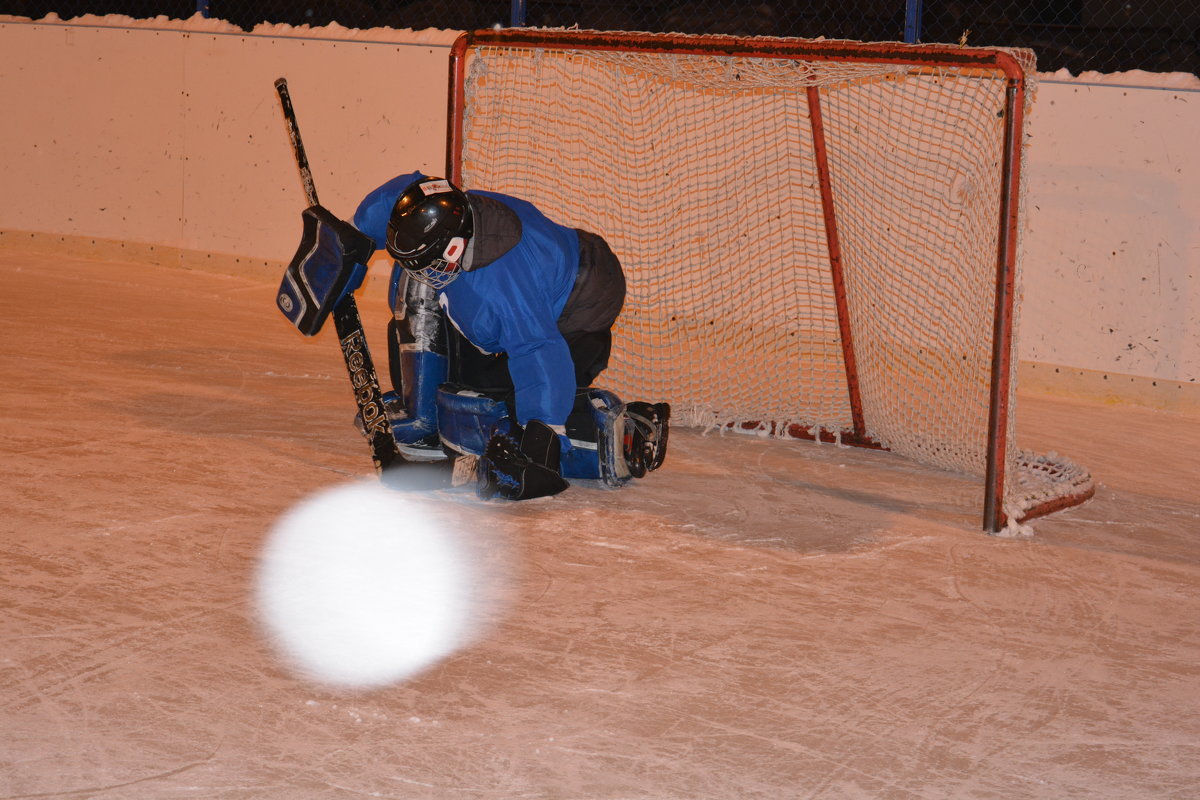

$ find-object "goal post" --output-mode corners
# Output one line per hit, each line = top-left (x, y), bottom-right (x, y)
(446, 29), (1093, 533)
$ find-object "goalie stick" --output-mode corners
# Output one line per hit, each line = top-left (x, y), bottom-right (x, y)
(273, 77), (401, 475)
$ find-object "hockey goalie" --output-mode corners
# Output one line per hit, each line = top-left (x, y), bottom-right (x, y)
(276, 171), (670, 501)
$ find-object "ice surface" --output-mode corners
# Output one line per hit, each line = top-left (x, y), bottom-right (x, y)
(1, 252), (1198, 798)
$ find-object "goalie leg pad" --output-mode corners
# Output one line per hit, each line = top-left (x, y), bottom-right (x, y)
(433, 386), (670, 488)
(388, 346), (445, 445)
(435, 385), (509, 457)
(586, 388), (632, 487)
(551, 389), (672, 486)
(366, 276), (451, 459)
(355, 349), (446, 451)
(352, 352), (448, 450)
(580, 391), (670, 485)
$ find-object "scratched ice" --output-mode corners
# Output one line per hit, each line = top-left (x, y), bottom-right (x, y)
(2, 252), (1198, 799)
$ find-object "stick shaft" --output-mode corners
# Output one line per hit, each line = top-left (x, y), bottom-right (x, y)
(274, 77), (320, 207)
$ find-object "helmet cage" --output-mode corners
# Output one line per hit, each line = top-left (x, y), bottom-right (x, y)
(406, 237), (467, 290)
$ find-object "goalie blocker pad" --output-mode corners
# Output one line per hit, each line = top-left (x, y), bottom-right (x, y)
(276, 205), (375, 336)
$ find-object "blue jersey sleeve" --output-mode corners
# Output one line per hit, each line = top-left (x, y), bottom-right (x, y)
(498, 314), (577, 428)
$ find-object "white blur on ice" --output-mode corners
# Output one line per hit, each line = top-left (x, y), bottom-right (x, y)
(256, 481), (485, 689)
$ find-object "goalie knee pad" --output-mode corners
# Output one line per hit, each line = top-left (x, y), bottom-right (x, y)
(435, 385), (510, 457)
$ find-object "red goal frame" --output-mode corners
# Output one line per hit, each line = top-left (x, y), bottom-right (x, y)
(445, 29), (1091, 533)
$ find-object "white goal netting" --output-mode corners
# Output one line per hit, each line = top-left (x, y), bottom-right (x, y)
(454, 33), (1092, 527)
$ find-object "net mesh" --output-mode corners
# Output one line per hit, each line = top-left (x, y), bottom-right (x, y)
(457, 34), (1091, 523)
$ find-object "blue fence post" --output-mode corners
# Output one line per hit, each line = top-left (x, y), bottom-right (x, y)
(510, 0), (526, 27)
(904, 0), (923, 43)
(196, 0), (209, 17)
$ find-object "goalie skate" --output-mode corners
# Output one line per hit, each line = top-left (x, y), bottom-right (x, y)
(622, 402), (670, 479)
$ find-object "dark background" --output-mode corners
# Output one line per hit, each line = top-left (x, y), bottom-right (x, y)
(3, 0), (1198, 75)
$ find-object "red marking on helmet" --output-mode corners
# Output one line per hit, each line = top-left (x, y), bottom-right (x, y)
(443, 237), (466, 264)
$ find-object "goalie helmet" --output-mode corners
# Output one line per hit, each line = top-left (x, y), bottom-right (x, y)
(386, 177), (474, 290)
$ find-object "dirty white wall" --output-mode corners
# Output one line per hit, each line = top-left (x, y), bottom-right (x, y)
(0, 18), (456, 266)
(1, 17), (1197, 408)
(1021, 79), (1199, 403)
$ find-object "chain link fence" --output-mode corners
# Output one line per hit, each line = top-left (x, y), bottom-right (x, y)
(5, 0), (1198, 75)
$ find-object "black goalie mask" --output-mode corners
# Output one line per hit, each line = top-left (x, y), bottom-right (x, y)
(385, 177), (474, 290)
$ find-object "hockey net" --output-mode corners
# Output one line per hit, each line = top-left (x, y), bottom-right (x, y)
(447, 30), (1093, 531)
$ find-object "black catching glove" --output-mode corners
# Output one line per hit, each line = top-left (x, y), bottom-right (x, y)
(478, 419), (570, 501)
